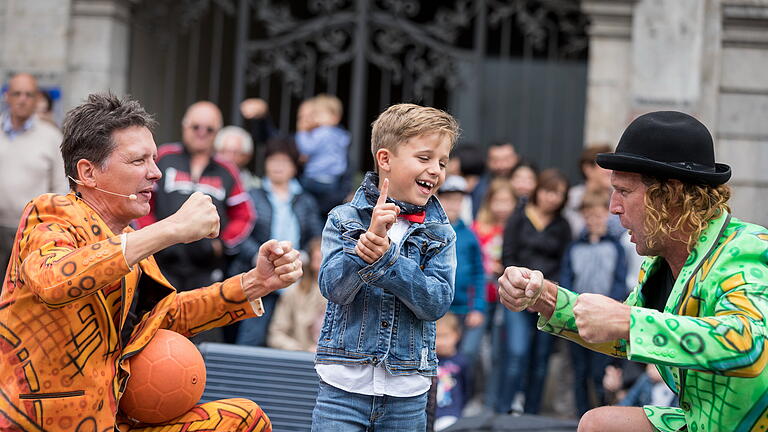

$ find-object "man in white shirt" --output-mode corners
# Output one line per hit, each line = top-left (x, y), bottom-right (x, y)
(0, 73), (67, 283)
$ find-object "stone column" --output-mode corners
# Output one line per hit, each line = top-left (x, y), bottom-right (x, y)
(64, 0), (131, 110)
(630, 0), (708, 115)
(628, 0), (724, 131)
(581, 0), (638, 147)
(0, 0), (72, 89)
(716, 1), (768, 227)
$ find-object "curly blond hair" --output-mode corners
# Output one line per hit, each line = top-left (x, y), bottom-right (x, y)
(642, 176), (731, 252)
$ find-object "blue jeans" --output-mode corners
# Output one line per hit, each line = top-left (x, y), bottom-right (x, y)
(311, 380), (428, 432)
(570, 343), (611, 416)
(235, 292), (278, 346)
(483, 301), (505, 411)
(456, 313), (485, 362)
(524, 316), (553, 414)
(496, 309), (553, 414)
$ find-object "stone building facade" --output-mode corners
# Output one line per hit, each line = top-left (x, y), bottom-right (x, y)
(1, 0), (766, 225)
(0, 0), (130, 113)
(584, 0), (768, 226)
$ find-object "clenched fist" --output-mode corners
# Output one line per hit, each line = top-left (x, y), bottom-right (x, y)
(573, 293), (631, 343)
(242, 240), (303, 301)
(498, 266), (545, 312)
(166, 192), (220, 244)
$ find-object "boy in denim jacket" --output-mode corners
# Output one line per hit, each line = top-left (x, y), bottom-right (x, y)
(312, 104), (459, 431)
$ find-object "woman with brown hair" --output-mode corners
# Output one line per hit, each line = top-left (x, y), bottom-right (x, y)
(498, 168), (571, 414)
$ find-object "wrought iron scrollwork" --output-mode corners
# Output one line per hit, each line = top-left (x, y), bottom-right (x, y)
(487, 0), (588, 57)
(252, 0), (299, 34)
(132, 0), (587, 99)
(244, 0), (478, 99)
(131, 0), (237, 43)
(241, 0), (586, 99)
(423, 0), (474, 43)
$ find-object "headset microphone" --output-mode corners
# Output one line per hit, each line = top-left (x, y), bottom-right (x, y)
(68, 176), (138, 201)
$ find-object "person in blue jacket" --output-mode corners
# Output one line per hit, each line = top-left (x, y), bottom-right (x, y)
(560, 189), (627, 416)
(437, 175), (486, 360)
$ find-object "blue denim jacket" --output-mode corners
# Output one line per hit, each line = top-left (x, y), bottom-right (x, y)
(315, 187), (456, 376)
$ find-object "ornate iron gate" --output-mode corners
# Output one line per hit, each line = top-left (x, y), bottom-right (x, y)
(129, 0), (588, 178)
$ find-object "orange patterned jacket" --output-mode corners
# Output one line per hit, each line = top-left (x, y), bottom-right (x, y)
(0, 193), (262, 432)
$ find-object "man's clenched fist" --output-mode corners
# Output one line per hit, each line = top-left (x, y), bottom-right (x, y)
(498, 266), (544, 312)
(166, 192), (220, 244)
(573, 293), (631, 343)
(242, 240), (303, 301)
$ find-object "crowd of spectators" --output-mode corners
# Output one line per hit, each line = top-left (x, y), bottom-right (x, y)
(0, 73), (667, 423)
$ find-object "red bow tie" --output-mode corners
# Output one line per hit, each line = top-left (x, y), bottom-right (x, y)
(399, 211), (426, 223)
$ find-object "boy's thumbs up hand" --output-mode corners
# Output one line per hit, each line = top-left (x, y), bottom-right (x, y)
(369, 178), (400, 237)
(355, 178), (400, 264)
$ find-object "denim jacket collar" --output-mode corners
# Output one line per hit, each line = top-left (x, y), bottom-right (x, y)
(348, 186), (449, 225)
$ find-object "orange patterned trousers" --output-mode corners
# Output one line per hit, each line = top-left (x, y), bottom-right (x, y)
(117, 398), (271, 432)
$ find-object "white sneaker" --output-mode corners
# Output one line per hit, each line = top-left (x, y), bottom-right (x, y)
(510, 392), (525, 415)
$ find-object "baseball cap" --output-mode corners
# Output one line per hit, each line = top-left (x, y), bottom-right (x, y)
(439, 175), (468, 194)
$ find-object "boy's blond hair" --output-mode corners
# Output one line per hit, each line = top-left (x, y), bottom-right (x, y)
(312, 94), (343, 119)
(370, 104), (460, 162)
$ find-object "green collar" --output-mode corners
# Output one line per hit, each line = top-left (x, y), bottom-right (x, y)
(636, 210), (732, 314)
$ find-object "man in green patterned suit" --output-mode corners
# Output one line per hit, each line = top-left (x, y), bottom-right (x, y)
(499, 111), (768, 432)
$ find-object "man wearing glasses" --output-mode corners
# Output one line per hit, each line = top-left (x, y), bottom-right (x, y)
(0, 73), (68, 284)
(137, 102), (255, 314)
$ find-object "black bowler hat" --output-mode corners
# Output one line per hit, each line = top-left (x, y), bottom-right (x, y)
(595, 111), (731, 185)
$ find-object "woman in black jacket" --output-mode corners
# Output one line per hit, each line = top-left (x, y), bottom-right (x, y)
(497, 169), (571, 414)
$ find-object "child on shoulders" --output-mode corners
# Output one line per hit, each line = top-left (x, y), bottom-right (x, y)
(295, 94), (351, 215)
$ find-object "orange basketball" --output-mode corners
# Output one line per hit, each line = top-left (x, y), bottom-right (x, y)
(119, 329), (207, 424)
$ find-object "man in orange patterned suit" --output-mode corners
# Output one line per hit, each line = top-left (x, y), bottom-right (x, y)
(0, 93), (302, 432)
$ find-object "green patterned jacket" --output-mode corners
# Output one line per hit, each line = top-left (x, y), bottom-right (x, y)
(539, 211), (768, 432)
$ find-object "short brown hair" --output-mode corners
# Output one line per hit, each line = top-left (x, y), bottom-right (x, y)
(530, 169), (569, 214)
(61, 93), (157, 190)
(264, 137), (301, 171)
(312, 94), (343, 118)
(370, 103), (460, 161)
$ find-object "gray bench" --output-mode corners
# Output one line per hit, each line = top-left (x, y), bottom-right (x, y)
(198, 343), (319, 432)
